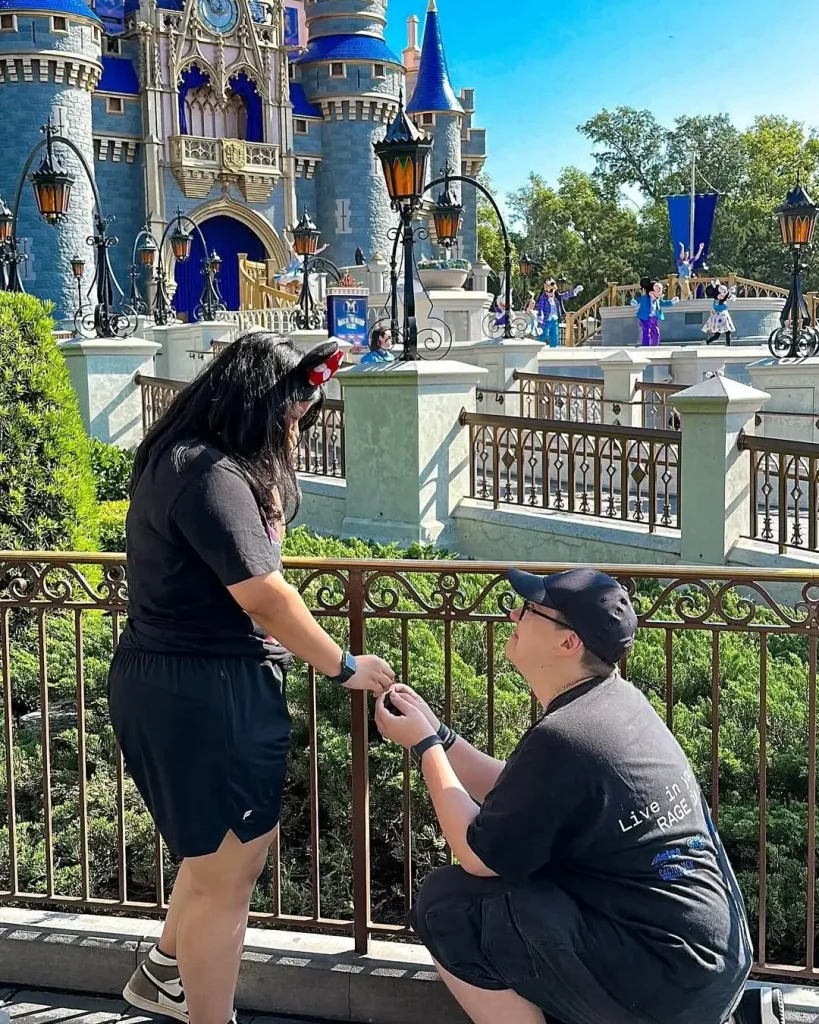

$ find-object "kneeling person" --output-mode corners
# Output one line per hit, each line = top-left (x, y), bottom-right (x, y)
(375, 568), (752, 1024)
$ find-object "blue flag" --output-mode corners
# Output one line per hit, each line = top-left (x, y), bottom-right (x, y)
(95, 0), (124, 34)
(666, 193), (719, 267)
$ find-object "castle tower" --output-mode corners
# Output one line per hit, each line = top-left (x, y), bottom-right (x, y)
(292, 0), (402, 265)
(406, 0), (463, 228)
(0, 0), (102, 320)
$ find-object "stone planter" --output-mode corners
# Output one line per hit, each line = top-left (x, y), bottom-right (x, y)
(418, 267), (469, 290)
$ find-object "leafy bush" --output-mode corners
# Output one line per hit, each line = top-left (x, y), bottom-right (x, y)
(0, 293), (97, 550)
(98, 500), (128, 553)
(89, 439), (133, 502)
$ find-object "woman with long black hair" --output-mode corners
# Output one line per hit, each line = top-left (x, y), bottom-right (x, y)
(109, 334), (394, 1024)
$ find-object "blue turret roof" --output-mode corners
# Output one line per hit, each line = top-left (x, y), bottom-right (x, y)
(0, 0), (101, 21)
(293, 33), (401, 66)
(290, 82), (322, 118)
(97, 55), (139, 93)
(407, 0), (463, 115)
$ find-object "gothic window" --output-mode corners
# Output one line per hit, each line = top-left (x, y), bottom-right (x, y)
(184, 83), (248, 140)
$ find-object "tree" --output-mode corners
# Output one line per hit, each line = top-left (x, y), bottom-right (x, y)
(508, 169), (641, 296)
(0, 292), (98, 550)
(476, 172), (515, 277)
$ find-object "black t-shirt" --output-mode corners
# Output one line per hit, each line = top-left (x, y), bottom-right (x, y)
(120, 441), (288, 661)
(467, 673), (752, 992)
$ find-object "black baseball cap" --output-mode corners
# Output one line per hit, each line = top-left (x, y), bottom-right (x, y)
(507, 567), (637, 664)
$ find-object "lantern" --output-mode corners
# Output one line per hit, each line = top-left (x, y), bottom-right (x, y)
(138, 234), (158, 267)
(776, 179), (819, 248)
(0, 195), (13, 244)
(207, 250), (222, 274)
(373, 95), (432, 206)
(169, 214), (192, 262)
(432, 184), (463, 248)
(519, 252), (534, 278)
(292, 209), (321, 257)
(70, 254), (85, 279)
(29, 145), (74, 226)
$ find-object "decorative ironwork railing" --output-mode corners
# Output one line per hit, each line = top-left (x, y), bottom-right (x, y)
(134, 374), (345, 478)
(461, 411), (680, 531)
(635, 382), (683, 431)
(2, 553), (819, 980)
(513, 371), (604, 423)
(739, 432), (819, 553)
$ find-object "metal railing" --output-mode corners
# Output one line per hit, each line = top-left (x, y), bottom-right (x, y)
(635, 382), (683, 431)
(513, 371), (604, 423)
(2, 552), (819, 979)
(134, 375), (346, 478)
(739, 432), (819, 553)
(461, 410), (680, 530)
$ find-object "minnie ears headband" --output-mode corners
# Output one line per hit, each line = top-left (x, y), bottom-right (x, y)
(299, 340), (344, 388)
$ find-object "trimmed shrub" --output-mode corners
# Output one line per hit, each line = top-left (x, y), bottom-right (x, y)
(98, 500), (128, 553)
(89, 439), (134, 502)
(0, 293), (97, 550)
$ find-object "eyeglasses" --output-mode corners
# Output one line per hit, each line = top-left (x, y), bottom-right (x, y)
(520, 602), (572, 630)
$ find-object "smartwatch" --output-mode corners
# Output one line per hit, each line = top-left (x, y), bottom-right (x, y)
(436, 722), (457, 751)
(330, 651), (357, 685)
(411, 734), (444, 768)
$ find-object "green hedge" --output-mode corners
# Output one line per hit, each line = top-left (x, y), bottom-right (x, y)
(98, 500), (128, 553)
(89, 439), (133, 502)
(0, 293), (97, 550)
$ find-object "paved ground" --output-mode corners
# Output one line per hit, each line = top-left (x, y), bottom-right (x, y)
(3, 986), (818, 1024)
(0, 989), (331, 1024)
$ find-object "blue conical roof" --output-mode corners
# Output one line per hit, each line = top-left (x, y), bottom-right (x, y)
(406, 1), (464, 115)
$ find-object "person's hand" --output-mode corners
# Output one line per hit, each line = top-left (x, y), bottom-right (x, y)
(390, 683), (440, 732)
(575, 284), (584, 295)
(671, 297), (680, 304)
(375, 690), (436, 748)
(343, 654), (395, 695)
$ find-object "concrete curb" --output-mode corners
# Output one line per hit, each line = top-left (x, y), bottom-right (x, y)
(0, 908), (469, 1024)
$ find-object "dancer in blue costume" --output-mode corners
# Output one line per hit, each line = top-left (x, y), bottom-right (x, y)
(536, 277), (583, 347)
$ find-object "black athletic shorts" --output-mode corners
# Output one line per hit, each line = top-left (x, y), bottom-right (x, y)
(411, 867), (748, 1024)
(108, 647), (291, 858)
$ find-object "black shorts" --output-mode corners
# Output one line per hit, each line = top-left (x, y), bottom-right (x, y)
(108, 647), (291, 858)
(411, 867), (748, 1024)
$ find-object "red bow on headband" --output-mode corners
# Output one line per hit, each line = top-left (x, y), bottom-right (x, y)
(307, 347), (344, 386)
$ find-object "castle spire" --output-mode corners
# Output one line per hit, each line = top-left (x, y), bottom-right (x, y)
(406, 0), (464, 114)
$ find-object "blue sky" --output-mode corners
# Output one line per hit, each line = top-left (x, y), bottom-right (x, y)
(384, 0), (819, 211)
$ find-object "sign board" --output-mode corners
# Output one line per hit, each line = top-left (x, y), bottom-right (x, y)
(327, 291), (369, 350)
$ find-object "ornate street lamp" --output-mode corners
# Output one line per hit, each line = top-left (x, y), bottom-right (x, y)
(0, 192), (25, 292)
(431, 176), (463, 251)
(518, 252), (534, 278)
(0, 195), (13, 245)
(129, 212), (225, 326)
(0, 121), (136, 338)
(288, 209), (341, 331)
(768, 177), (819, 359)
(70, 254), (85, 317)
(374, 103), (516, 354)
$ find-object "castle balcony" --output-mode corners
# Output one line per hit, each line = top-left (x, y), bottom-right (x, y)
(169, 135), (281, 203)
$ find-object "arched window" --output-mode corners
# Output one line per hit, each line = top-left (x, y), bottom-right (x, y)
(178, 65), (262, 142)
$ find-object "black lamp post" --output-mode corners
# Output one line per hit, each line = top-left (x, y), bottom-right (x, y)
(0, 121), (137, 338)
(290, 208), (342, 331)
(70, 254), (85, 316)
(374, 99), (515, 357)
(129, 211), (225, 325)
(768, 177), (819, 359)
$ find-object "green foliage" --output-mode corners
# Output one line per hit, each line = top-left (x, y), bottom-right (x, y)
(98, 500), (128, 553)
(89, 439), (134, 502)
(0, 293), (97, 551)
(1, 530), (817, 969)
(507, 107), (819, 294)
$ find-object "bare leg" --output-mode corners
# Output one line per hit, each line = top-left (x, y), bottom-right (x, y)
(174, 828), (276, 1024)
(158, 859), (192, 957)
(434, 960), (545, 1024)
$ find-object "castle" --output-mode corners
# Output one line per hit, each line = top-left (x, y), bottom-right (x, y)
(0, 0), (485, 321)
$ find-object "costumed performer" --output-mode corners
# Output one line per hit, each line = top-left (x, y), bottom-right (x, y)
(536, 278), (584, 348)
(677, 242), (705, 300)
(703, 282), (736, 345)
(631, 278), (679, 347)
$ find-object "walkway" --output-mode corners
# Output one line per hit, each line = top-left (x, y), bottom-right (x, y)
(1, 990), (318, 1024)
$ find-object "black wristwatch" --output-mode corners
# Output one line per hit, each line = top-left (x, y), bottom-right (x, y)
(330, 651), (357, 685)
(412, 734), (444, 768)
(437, 722), (457, 751)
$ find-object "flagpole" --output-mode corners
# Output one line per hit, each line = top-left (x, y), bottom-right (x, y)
(689, 149), (696, 258)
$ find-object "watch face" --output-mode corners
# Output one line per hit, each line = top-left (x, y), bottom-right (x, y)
(198, 0), (238, 34)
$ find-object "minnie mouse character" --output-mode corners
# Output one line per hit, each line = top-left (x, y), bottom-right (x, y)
(703, 282), (736, 345)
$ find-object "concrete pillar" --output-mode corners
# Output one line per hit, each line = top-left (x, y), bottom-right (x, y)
(153, 322), (234, 383)
(471, 258), (491, 293)
(600, 349), (648, 427)
(673, 375), (770, 565)
(671, 348), (728, 387)
(59, 336), (161, 449)
(747, 356), (819, 442)
(339, 360), (487, 546)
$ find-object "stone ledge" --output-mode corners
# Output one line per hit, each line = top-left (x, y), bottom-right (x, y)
(0, 907), (467, 1024)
